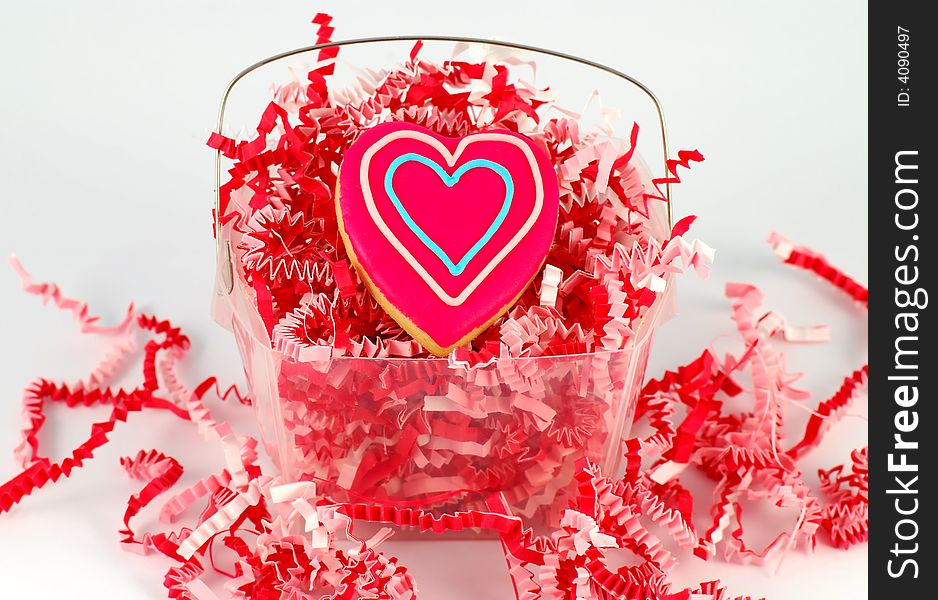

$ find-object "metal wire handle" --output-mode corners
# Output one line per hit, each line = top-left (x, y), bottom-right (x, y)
(214, 36), (672, 294)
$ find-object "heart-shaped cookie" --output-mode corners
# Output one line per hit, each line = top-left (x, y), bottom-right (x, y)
(336, 122), (560, 356)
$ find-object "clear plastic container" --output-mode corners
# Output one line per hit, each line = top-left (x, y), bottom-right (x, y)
(211, 37), (675, 527)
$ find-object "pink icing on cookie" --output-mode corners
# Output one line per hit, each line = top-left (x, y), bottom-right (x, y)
(337, 122), (560, 355)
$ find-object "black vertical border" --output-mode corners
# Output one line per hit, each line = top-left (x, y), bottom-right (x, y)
(869, 1), (934, 594)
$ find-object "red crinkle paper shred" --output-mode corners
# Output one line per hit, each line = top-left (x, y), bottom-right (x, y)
(1, 228), (866, 599)
(1, 12), (866, 599)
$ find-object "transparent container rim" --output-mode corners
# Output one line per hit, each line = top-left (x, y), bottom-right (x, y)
(267, 270), (674, 366)
(299, 340), (653, 365)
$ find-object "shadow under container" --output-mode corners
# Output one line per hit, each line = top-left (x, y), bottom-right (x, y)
(211, 37), (676, 529)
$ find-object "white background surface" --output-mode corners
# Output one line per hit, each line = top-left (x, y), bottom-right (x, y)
(0, 1), (867, 598)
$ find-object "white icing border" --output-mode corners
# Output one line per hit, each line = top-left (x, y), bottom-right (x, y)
(359, 129), (545, 306)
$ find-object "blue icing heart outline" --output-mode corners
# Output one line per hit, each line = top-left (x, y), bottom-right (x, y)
(384, 152), (514, 277)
